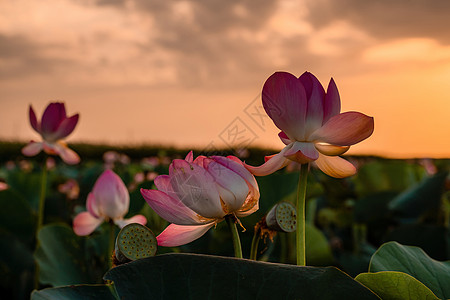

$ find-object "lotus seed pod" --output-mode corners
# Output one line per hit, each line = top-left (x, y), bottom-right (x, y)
(115, 223), (157, 264)
(265, 202), (296, 233)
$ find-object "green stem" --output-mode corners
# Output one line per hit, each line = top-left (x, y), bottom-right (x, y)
(226, 215), (243, 258)
(107, 282), (121, 300)
(353, 223), (367, 255)
(279, 232), (287, 264)
(36, 164), (48, 234)
(296, 163), (309, 266)
(34, 163), (48, 289)
(109, 222), (116, 268)
(249, 227), (260, 260)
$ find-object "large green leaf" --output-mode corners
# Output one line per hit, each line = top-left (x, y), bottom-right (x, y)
(6, 168), (43, 211)
(369, 242), (450, 299)
(31, 284), (118, 300)
(353, 160), (424, 197)
(388, 172), (447, 220)
(354, 191), (398, 224)
(356, 271), (439, 300)
(35, 223), (108, 287)
(305, 223), (334, 266)
(0, 230), (34, 274)
(0, 230), (35, 300)
(0, 189), (35, 242)
(383, 224), (448, 261)
(104, 253), (379, 299)
(337, 243), (376, 278)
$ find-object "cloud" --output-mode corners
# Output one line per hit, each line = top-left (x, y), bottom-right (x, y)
(98, 0), (277, 32)
(363, 38), (450, 64)
(1, 0), (375, 89)
(305, 0), (450, 44)
(0, 34), (71, 79)
(123, 0), (283, 87)
(3, 0), (447, 90)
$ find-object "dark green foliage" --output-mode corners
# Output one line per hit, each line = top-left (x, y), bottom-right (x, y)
(368, 242), (450, 299)
(0, 142), (449, 298)
(31, 284), (118, 300)
(105, 253), (379, 300)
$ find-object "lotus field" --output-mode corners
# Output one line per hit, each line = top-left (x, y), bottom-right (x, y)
(1, 72), (449, 299)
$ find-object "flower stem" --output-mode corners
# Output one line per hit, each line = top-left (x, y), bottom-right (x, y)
(109, 222), (116, 268)
(36, 163), (48, 234)
(296, 163), (309, 266)
(34, 162), (48, 289)
(225, 215), (243, 259)
(249, 227), (260, 260)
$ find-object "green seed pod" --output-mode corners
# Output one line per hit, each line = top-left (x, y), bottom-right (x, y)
(265, 202), (296, 233)
(115, 223), (157, 264)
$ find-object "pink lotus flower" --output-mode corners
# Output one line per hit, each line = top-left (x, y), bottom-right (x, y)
(22, 102), (80, 164)
(246, 72), (374, 178)
(73, 170), (147, 236)
(141, 152), (260, 247)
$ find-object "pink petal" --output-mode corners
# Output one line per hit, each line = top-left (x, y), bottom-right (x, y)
(314, 142), (350, 156)
(185, 151), (194, 163)
(205, 159), (249, 213)
(221, 156), (261, 210)
(73, 212), (104, 236)
(283, 141), (319, 164)
(192, 155), (207, 168)
(309, 111), (374, 146)
(54, 142), (80, 165)
(153, 175), (173, 194)
(21, 141), (43, 157)
(53, 114), (79, 140)
(244, 145), (291, 176)
(86, 192), (100, 218)
(225, 156), (242, 164)
(169, 159), (224, 218)
(299, 72), (325, 101)
(323, 78), (341, 123)
(211, 156), (259, 197)
(42, 142), (59, 156)
(235, 175), (260, 217)
(262, 72), (308, 141)
(154, 175), (201, 216)
(141, 188), (208, 225)
(314, 153), (356, 178)
(236, 201), (259, 217)
(91, 170), (129, 219)
(264, 154), (276, 162)
(114, 214), (147, 228)
(278, 131), (291, 145)
(29, 105), (40, 133)
(41, 103), (66, 137)
(156, 223), (215, 247)
(299, 72), (325, 137)
(0, 182), (8, 191)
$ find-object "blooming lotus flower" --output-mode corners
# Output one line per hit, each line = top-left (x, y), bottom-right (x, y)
(73, 170), (147, 236)
(246, 71), (374, 178)
(141, 151), (260, 247)
(22, 102), (80, 164)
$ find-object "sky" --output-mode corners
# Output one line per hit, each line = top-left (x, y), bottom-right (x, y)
(1, 0), (449, 158)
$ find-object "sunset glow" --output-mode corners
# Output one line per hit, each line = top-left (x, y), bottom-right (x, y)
(1, 0), (449, 158)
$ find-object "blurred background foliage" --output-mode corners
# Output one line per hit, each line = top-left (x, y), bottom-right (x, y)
(0, 141), (449, 299)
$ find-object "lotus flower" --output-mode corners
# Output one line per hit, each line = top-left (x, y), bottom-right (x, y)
(245, 72), (374, 178)
(141, 151), (260, 247)
(22, 102), (80, 164)
(73, 170), (147, 236)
